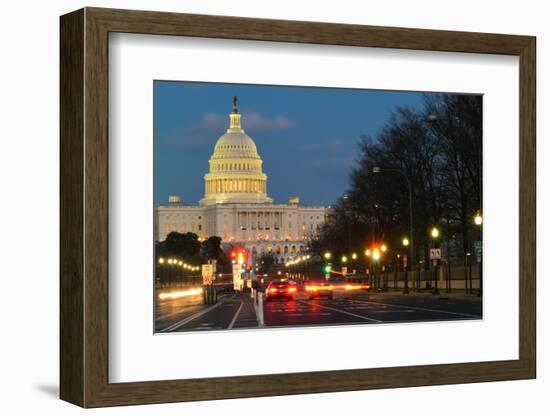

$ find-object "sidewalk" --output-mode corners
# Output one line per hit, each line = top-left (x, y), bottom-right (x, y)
(361, 288), (482, 301)
(229, 292), (261, 329)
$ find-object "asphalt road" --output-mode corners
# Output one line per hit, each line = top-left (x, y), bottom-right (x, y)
(155, 289), (482, 333)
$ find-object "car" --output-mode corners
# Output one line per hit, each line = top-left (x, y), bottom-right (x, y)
(305, 279), (334, 300)
(265, 279), (297, 301)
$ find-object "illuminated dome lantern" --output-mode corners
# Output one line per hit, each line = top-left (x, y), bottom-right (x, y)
(200, 97), (273, 206)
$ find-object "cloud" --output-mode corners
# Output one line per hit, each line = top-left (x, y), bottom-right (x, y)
(157, 110), (294, 148)
(241, 112), (294, 131)
(200, 111), (294, 132)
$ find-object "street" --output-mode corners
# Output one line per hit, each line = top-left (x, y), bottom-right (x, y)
(155, 286), (482, 333)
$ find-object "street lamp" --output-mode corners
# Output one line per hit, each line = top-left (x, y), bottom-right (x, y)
(343, 194), (352, 255)
(430, 226), (440, 295)
(380, 244), (387, 253)
(372, 248), (381, 291)
(341, 255), (348, 263)
(474, 212), (483, 297)
(373, 166), (414, 280)
(402, 237), (410, 294)
(474, 213), (482, 226)
(324, 252), (332, 260)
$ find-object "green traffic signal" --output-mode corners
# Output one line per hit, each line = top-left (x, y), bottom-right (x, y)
(324, 265), (331, 274)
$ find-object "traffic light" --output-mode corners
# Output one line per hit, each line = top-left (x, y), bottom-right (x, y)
(323, 264), (331, 274)
(229, 247), (248, 265)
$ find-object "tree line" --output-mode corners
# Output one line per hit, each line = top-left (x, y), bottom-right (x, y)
(315, 94), (482, 267)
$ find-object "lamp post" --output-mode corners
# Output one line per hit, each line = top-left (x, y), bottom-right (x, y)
(430, 226), (440, 295)
(372, 248), (381, 290)
(343, 194), (352, 256)
(474, 212), (483, 297)
(373, 167), (414, 283)
(365, 249), (372, 289)
(379, 244), (388, 291)
(402, 237), (410, 293)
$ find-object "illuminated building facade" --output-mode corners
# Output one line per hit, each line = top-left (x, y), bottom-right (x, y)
(155, 97), (329, 264)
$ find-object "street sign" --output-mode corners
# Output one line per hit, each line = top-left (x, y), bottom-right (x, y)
(429, 248), (442, 260)
(202, 264), (214, 285)
(474, 240), (482, 256)
(232, 264), (242, 291)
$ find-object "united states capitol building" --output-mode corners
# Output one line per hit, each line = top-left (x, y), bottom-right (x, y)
(155, 97), (329, 265)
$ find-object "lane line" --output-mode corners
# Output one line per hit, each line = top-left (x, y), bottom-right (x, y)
(351, 299), (481, 318)
(299, 301), (383, 323)
(161, 302), (223, 332)
(156, 305), (204, 322)
(227, 301), (244, 329)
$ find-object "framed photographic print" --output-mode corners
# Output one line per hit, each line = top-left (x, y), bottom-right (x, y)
(60, 7), (536, 408)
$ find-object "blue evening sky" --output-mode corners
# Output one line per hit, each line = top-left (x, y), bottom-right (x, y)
(154, 81), (427, 206)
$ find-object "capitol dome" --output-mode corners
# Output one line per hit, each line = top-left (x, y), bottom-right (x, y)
(200, 97), (273, 206)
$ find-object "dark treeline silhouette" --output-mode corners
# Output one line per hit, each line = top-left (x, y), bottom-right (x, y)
(316, 94), (482, 268)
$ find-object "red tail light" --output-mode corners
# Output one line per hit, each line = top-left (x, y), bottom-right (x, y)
(287, 287), (297, 293)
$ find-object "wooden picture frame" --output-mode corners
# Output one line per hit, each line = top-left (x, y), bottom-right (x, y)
(60, 7), (536, 408)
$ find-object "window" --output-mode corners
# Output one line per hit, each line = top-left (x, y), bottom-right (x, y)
(239, 212), (247, 230)
(257, 212), (263, 230)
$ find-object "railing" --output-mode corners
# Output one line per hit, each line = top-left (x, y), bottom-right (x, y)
(366, 265), (481, 293)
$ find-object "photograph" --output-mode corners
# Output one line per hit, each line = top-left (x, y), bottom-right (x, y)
(153, 81), (483, 333)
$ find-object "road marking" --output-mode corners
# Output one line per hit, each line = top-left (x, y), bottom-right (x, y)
(227, 301), (244, 329)
(156, 305), (204, 321)
(352, 300), (481, 318)
(299, 301), (383, 323)
(161, 302), (223, 332)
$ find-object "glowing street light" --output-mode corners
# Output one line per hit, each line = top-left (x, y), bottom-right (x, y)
(372, 248), (381, 261)
(381, 244), (387, 253)
(352, 253), (357, 260)
(430, 226), (441, 295)
(341, 255), (348, 263)
(474, 212), (483, 226)
(402, 237), (409, 247)
(158, 257), (165, 264)
(365, 249), (371, 257)
(474, 211), (483, 297)
(324, 252), (332, 260)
